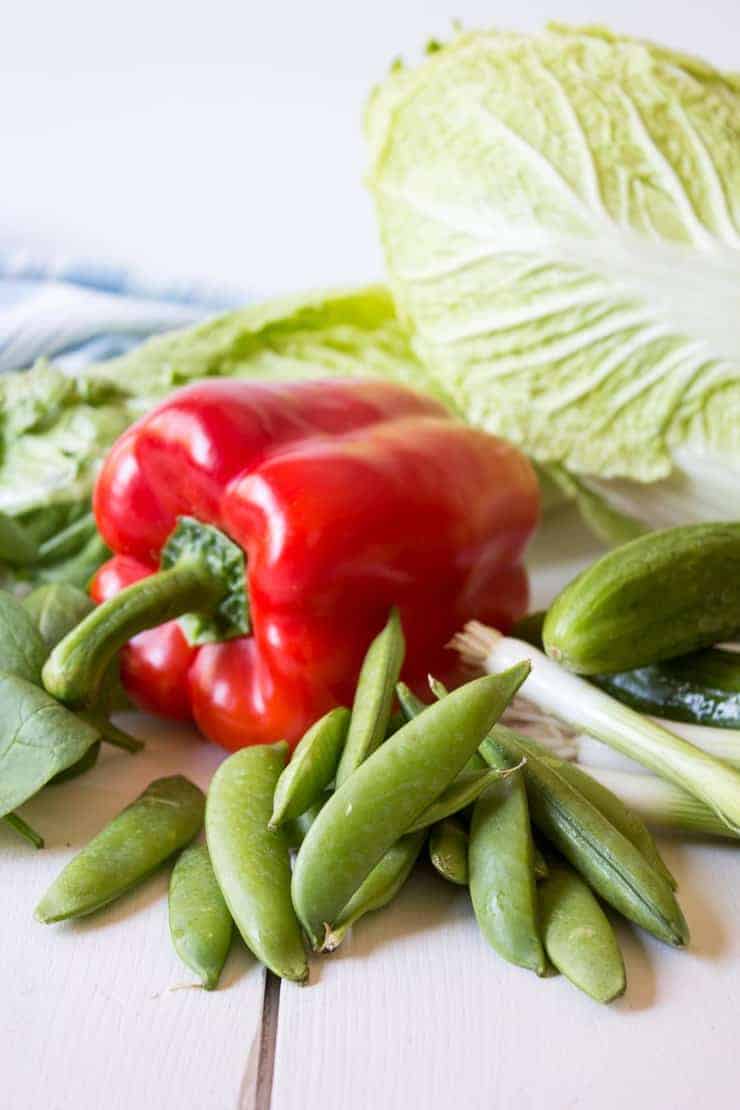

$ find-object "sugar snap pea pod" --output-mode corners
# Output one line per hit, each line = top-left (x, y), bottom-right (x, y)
(35, 775), (204, 922)
(385, 710), (406, 737)
(427, 674), (449, 701)
(429, 818), (468, 885)
(23, 583), (94, 653)
(406, 766), (518, 833)
(427, 676), (487, 773)
(533, 846), (548, 880)
(500, 727), (677, 889)
(539, 858), (626, 1004)
(169, 844), (234, 990)
(396, 681), (427, 722)
(269, 707), (351, 829)
(469, 745), (546, 976)
(429, 821), (546, 888)
(0, 675), (101, 818)
(293, 665), (529, 948)
(292, 697), (426, 951)
(206, 742), (308, 982)
(283, 799), (325, 852)
(335, 607), (405, 787)
(541, 754), (677, 891)
(0, 591), (47, 683)
(400, 677), (485, 775)
(322, 830), (426, 952)
(3, 812), (44, 849)
(481, 727), (689, 946)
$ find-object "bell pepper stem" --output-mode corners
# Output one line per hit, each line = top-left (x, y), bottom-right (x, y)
(78, 710), (145, 753)
(42, 561), (224, 708)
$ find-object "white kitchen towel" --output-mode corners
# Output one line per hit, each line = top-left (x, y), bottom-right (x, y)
(0, 246), (244, 375)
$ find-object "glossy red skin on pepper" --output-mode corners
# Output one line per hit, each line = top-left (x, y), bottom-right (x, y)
(92, 379), (539, 750)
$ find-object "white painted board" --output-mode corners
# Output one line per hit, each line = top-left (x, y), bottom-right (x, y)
(273, 842), (739, 1110)
(1, 716), (265, 1110)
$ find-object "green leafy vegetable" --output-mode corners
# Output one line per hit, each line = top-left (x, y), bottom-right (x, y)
(48, 741), (101, 785)
(0, 288), (447, 585)
(23, 583), (138, 756)
(0, 287), (436, 519)
(367, 25), (740, 526)
(0, 673), (100, 817)
(0, 592), (48, 683)
(0, 511), (39, 565)
(23, 583), (95, 653)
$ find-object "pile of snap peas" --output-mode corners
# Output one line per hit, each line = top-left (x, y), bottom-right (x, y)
(34, 607), (690, 1005)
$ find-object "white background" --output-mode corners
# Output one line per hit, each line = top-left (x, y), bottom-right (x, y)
(2, 0), (739, 296)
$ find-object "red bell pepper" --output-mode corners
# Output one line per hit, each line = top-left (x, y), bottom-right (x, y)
(45, 378), (538, 750)
(90, 555), (196, 720)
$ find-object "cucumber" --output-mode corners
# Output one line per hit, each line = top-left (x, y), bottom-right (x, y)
(516, 611), (740, 730)
(594, 650), (740, 730)
(543, 524), (740, 675)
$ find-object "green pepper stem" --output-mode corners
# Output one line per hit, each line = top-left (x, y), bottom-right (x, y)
(42, 561), (224, 708)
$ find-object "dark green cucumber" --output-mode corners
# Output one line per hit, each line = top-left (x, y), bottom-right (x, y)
(544, 524), (740, 675)
(594, 649), (740, 730)
(515, 611), (740, 730)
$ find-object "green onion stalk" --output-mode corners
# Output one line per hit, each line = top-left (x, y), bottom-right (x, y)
(452, 623), (740, 834)
(580, 767), (738, 840)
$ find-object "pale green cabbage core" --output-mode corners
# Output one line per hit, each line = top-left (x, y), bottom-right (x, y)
(366, 25), (740, 511)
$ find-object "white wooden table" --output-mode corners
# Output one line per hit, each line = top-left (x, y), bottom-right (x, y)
(3, 506), (738, 1109)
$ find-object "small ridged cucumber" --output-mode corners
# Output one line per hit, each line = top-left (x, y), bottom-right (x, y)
(544, 524), (740, 675)
(515, 610), (740, 730)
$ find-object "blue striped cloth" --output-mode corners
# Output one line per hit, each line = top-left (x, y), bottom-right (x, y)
(0, 246), (245, 375)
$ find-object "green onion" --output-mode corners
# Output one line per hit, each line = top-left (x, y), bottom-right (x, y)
(649, 719), (740, 770)
(580, 767), (738, 840)
(452, 622), (740, 834)
(576, 723), (740, 773)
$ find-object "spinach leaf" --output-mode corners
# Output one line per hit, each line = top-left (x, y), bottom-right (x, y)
(23, 583), (94, 653)
(49, 741), (101, 785)
(0, 673), (100, 817)
(36, 531), (110, 590)
(0, 592), (47, 683)
(0, 511), (38, 566)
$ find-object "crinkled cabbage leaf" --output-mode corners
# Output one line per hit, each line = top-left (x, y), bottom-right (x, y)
(367, 25), (740, 523)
